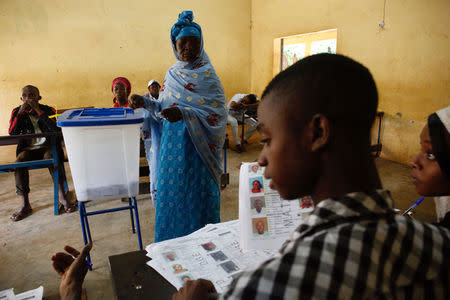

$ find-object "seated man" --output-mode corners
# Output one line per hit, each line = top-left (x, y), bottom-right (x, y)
(8, 85), (75, 221)
(52, 54), (449, 299)
(227, 94), (259, 152)
(143, 79), (161, 100)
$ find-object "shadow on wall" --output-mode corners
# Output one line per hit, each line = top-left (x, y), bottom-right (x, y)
(373, 112), (424, 165)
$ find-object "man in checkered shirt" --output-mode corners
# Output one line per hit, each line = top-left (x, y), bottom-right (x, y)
(172, 54), (449, 300)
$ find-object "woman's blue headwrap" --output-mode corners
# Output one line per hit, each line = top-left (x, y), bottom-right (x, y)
(170, 11), (201, 44)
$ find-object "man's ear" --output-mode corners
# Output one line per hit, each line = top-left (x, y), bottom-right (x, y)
(309, 113), (330, 152)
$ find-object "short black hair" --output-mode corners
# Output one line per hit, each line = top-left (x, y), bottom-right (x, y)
(247, 94), (257, 103)
(22, 85), (40, 95)
(262, 54), (378, 135)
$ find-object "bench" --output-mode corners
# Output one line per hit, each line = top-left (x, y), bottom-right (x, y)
(0, 132), (68, 215)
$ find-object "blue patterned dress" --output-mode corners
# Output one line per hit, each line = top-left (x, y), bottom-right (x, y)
(154, 121), (220, 242)
(144, 11), (227, 242)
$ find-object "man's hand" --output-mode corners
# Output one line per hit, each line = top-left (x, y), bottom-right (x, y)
(26, 99), (43, 115)
(51, 243), (92, 300)
(161, 107), (183, 123)
(172, 279), (217, 300)
(18, 102), (31, 114)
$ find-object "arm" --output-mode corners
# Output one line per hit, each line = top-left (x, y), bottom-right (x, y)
(8, 108), (28, 135)
(131, 94), (162, 117)
(241, 102), (259, 109)
(229, 101), (243, 111)
(26, 101), (58, 132)
(37, 106), (59, 132)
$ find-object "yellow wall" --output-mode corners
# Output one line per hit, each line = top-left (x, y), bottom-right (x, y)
(2, 0), (448, 165)
(0, 0), (251, 134)
(251, 0), (450, 165)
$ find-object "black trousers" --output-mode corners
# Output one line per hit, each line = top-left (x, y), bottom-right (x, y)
(15, 147), (65, 195)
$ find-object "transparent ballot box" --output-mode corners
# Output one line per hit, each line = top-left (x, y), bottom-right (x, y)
(58, 108), (143, 201)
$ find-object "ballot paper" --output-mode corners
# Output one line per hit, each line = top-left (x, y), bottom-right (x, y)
(145, 163), (315, 292)
(146, 220), (276, 293)
(0, 286), (43, 300)
(239, 162), (314, 251)
(0, 289), (15, 300)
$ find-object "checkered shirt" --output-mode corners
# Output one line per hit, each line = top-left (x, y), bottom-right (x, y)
(221, 190), (450, 299)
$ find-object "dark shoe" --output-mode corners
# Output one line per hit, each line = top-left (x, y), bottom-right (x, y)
(235, 144), (243, 153)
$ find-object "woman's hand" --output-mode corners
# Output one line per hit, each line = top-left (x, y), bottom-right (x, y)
(161, 107), (183, 122)
(130, 94), (144, 109)
(51, 243), (92, 300)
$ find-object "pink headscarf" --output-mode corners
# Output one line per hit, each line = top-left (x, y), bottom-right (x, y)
(112, 77), (131, 104)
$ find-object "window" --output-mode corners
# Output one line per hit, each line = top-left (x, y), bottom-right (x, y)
(273, 29), (337, 75)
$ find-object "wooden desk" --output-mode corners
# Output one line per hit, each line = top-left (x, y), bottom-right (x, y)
(109, 251), (177, 300)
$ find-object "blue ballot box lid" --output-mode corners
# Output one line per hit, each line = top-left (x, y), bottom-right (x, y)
(57, 108), (144, 127)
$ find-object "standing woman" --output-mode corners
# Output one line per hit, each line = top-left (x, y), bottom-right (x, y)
(112, 77), (131, 107)
(137, 11), (227, 241)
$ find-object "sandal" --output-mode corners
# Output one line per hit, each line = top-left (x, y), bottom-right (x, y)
(59, 202), (78, 213)
(11, 207), (33, 222)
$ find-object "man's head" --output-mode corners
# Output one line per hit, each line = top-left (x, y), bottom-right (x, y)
(257, 54), (378, 200)
(21, 85), (41, 102)
(147, 80), (161, 98)
(254, 198), (263, 212)
(242, 94), (258, 105)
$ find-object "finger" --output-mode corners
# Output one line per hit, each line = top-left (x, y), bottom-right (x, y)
(52, 252), (75, 265)
(70, 243), (92, 274)
(184, 279), (193, 288)
(64, 245), (81, 258)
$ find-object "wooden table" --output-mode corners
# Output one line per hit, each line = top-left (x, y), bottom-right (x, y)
(108, 251), (177, 300)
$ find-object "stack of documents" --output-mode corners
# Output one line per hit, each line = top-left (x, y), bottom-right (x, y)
(0, 286), (43, 300)
(145, 220), (276, 293)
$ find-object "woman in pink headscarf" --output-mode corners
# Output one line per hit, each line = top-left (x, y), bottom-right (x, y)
(112, 77), (131, 107)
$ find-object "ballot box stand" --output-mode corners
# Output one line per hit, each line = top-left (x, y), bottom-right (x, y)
(79, 197), (143, 270)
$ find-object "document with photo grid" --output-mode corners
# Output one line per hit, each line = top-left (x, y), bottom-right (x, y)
(239, 163), (313, 251)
